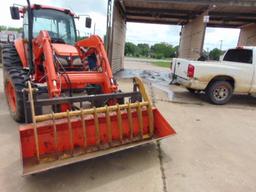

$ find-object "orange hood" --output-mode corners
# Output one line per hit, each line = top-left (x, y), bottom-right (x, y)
(52, 44), (79, 56)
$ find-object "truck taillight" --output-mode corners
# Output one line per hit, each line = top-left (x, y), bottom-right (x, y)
(187, 64), (195, 78)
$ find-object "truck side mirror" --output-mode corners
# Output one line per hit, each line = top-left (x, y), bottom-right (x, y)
(10, 6), (20, 20)
(85, 17), (92, 28)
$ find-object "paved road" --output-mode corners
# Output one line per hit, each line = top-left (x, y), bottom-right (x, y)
(1, 63), (256, 192)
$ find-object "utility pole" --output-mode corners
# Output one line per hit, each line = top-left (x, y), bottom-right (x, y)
(220, 40), (223, 50)
(93, 23), (96, 34)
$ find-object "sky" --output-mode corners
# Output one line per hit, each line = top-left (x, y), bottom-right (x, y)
(1, 0), (240, 51)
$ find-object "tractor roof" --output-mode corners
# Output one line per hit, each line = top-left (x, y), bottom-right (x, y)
(21, 4), (76, 16)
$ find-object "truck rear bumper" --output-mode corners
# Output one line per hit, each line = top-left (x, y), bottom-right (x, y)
(170, 73), (207, 90)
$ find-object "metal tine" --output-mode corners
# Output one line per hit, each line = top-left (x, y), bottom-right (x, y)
(51, 112), (59, 159)
(93, 107), (100, 146)
(137, 102), (144, 139)
(105, 106), (112, 145)
(147, 104), (154, 137)
(28, 82), (40, 162)
(117, 104), (123, 143)
(22, 90), (28, 123)
(127, 102), (133, 141)
(80, 108), (87, 150)
(67, 110), (74, 156)
(35, 102), (149, 122)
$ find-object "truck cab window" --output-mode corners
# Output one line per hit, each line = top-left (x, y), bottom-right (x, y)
(223, 49), (252, 64)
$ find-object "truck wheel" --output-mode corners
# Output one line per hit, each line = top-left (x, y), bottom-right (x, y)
(206, 81), (233, 105)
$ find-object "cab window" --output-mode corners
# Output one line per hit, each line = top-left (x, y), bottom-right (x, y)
(223, 49), (252, 64)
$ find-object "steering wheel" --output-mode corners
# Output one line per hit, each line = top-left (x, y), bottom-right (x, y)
(48, 31), (58, 38)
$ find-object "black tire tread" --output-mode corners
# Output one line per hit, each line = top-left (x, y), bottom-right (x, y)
(4, 68), (28, 122)
(206, 80), (233, 105)
(2, 43), (22, 70)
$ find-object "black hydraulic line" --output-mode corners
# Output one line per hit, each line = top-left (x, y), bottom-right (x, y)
(26, 0), (34, 75)
(55, 55), (73, 97)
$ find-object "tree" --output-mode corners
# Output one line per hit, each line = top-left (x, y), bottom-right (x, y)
(0, 25), (7, 31)
(209, 48), (224, 61)
(150, 42), (175, 59)
(125, 42), (138, 57)
(0, 25), (23, 33)
(137, 43), (150, 57)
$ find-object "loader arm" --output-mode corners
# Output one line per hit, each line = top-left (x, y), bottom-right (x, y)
(75, 35), (113, 77)
(33, 30), (61, 97)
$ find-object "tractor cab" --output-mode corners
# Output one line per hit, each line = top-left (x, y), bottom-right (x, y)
(22, 5), (77, 45)
(11, 4), (91, 44)
(10, 5), (95, 72)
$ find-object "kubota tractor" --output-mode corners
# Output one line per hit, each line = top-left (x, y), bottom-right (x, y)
(2, 0), (175, 175)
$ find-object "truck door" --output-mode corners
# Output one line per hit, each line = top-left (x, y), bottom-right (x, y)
(249, 49), (256, 93)
(223, 48), (254, 92)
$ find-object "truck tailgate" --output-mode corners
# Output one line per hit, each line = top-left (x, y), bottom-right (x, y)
(172, 58), (190, 79)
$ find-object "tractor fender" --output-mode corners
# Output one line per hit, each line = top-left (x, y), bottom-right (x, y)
(14, 39), (28, 68)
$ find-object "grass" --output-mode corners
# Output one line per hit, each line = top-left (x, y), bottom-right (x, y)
(150, 61), (171, 68)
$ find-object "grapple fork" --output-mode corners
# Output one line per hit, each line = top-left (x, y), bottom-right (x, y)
(20, 78), (176, 175)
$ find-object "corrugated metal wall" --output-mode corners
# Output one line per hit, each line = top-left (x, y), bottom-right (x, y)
(110, 1), (126, 74)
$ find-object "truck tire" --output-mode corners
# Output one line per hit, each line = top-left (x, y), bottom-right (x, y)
(206, 81), (233, 105)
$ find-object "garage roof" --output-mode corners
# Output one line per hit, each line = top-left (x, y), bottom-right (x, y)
(116, 0), (256, 28)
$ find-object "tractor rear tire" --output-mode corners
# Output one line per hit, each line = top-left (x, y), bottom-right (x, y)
(2, 43), (22, 71)
(4, 68), (29, 122)
(2, 44), (41, 123)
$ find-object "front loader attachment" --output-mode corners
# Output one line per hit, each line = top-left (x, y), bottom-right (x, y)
(20, 78), (176, 175)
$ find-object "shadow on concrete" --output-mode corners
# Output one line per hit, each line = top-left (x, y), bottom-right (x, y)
(166, 85), (256, 109)
(1, 141), (164, 192)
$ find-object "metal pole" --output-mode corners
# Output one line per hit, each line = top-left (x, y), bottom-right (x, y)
(220, 40), (223, 50)
(106, 0), (113, 56)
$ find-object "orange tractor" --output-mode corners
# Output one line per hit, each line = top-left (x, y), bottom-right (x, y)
(2, 0), (175, 175)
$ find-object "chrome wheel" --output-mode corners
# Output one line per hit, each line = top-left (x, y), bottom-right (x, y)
(213, 86), (229, 101)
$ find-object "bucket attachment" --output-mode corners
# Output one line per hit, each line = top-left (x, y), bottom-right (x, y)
(20, 78), (176, 175)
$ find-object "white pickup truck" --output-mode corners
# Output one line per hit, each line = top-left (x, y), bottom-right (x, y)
(171, 47), (256, 104)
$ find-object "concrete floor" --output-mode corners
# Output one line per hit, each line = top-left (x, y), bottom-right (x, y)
(1, 59), (256, 192)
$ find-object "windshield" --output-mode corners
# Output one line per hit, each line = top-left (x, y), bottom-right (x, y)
(32, 9), (76, 45)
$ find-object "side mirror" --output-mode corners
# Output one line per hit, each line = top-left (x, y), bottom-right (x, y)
(85, 17), (92, 28)
(10, 6), (20, 20)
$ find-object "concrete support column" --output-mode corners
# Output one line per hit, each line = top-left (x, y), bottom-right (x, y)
(238, 24), (256, 46)
(110, 1), (126, 74)
(178, 13), (207, 59)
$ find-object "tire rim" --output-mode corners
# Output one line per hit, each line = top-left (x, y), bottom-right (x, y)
(213, 85), (229, 101)
(5, 80), (17, 113)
